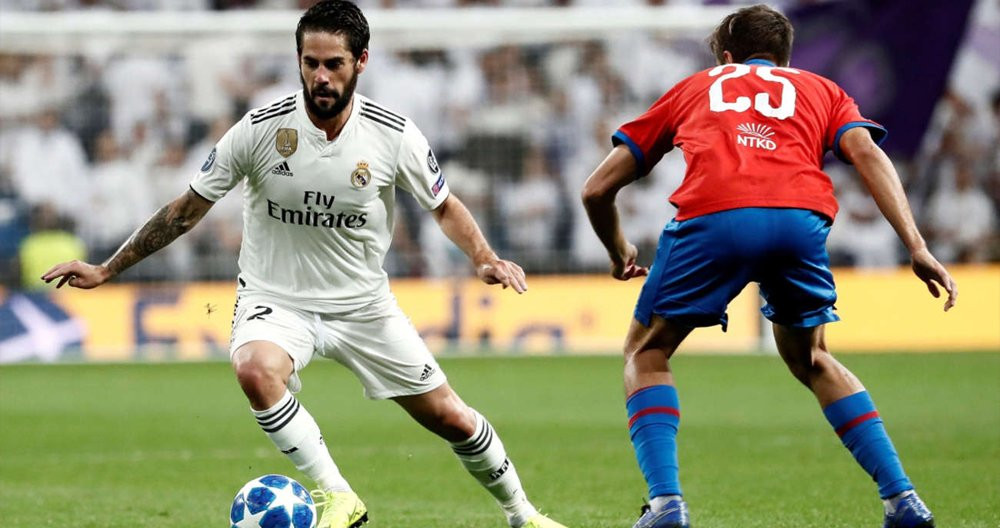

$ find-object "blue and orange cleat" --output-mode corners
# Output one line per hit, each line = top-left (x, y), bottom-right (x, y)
(884, 492), (934, 528)
(632, 498), (690, 528)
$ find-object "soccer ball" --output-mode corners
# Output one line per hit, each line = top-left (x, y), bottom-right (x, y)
(230, 474), (316, 528)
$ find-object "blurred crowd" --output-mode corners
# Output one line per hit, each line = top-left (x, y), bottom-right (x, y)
(0, 0), (820, 11)
(0, 1), (998, 289)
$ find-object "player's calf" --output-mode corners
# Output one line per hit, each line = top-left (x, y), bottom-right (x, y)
(626, 385), (683, 503)
(253, 390), (353, 494)
(450, 409), (542, 527)
(823, 392), (936, 526)
(823, 392), (914, 497)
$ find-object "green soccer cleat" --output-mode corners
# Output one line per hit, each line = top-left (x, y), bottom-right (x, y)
(310, 490), (369, 528)
(521, 513), (569, 528)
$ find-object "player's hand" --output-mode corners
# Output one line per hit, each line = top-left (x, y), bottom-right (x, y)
(476, 258), (527, 294)
(910, 248), (957, 311)
(41, 260), (112, 290)
(611, 242), (648, 281)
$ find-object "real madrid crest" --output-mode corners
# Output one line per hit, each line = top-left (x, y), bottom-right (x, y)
(275, 128), (298, 158)
(351, 160), (372, 188)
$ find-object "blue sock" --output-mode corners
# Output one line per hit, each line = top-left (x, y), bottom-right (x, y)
(823, 391), (913, 498)
(626, 385), (681, 498)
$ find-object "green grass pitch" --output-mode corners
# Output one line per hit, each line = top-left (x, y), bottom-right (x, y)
(1, 352), (998, 527)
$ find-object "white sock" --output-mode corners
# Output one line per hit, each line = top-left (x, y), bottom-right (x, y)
(883, 489), (915, 514)
(253, 390), (351, 493)
(650, 494), (683, 512)
(451, 410), (538, 527)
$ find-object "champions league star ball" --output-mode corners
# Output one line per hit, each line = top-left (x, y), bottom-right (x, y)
(230, 474), (316, 528)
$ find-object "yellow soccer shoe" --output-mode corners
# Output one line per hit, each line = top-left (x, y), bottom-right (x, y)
(522, 513), (569, 528)
(310, 490), (368, 528)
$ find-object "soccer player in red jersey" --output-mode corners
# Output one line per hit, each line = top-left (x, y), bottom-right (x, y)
(582, 5), (955, 528)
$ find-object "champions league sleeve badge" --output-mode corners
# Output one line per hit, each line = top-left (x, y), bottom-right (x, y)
(427, 149), (445, 196)
(275, 128), (298, 158)
(200, 147), (217, 173)
(431, 173), (446, 197)
(351, 160), (372, 188)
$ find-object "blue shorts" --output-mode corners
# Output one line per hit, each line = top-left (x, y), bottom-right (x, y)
(635, 208), (840, 330)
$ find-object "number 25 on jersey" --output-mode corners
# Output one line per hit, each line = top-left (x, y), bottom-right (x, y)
(708, 64), (800, 120)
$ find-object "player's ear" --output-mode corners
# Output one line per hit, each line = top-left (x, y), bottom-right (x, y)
(722, 50), (734, 64)
(356, 49), (369, 74)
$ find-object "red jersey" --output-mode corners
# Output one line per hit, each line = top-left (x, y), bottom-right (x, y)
(614, 59), (886, 221)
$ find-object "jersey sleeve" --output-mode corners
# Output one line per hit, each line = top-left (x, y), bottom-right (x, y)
(825, 85), (888, 164)
(612, 86), (680, 178)
(395, 121), (449, 210)
(190, 115), (250, 202)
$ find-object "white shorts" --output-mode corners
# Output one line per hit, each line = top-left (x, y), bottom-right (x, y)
(229, 293), (447, 400)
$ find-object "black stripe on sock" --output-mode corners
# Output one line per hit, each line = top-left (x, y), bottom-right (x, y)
(461, 427), (494, 456)
(256, 396), (294, 421)
(452, 419), (488, 452)
(256, 397), (296, 426)
(261, 401), (300, 433)
(454, 424), (494, 456)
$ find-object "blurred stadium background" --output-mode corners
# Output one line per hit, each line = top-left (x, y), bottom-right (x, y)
(0, 0), (997, 360)
(1, 1), (999, 527)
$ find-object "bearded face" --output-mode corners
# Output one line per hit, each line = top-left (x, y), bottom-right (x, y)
(298, 31), (366, 122)
(301, 65), (358, 120)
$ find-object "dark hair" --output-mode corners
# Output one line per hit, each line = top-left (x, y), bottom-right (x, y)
(296, 0), (370, 59)
(709, 4), (793, 66)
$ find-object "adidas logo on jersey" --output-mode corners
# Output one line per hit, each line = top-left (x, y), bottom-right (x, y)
(419, 364), (436, 382)
(736, 123), (777, 151)
(270, 161), (294, 177)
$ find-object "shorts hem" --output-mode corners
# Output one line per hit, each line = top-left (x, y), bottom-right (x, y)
(363, 375), (447, 401)
(656, 310), (728, 331)
(637, 301), (728, 331)
(229, 333), (301, 358)
(764, 310), (840, 328)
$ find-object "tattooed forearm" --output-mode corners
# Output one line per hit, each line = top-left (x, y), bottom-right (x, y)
(102, 197), (203, 277)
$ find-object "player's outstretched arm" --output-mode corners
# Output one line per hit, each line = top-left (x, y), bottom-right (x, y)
(581, 145), (648, 281)
(431, 193), (527, 293)
(839, 127), (957, 311)
(41, 188), (214, 289)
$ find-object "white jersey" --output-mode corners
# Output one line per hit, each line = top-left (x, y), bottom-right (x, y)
(191, 91), (450, 313)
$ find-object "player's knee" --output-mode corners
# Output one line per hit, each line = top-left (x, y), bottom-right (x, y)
(786, 360), (814, 387)
(786, 344), (833, 386)
(425, 403), (476, 442)
(441, 409), (475, 441)
(233, 353), (288, 395)
(623, 349), (643, 378)
(624, 346), (671, 375)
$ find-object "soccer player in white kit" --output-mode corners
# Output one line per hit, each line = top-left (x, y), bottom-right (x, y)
(41, 2), (568, 527)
